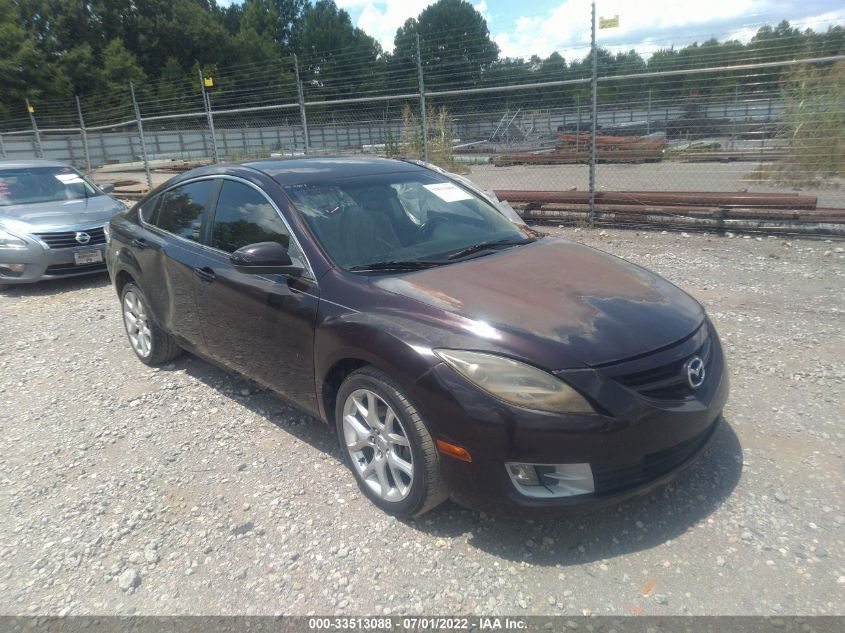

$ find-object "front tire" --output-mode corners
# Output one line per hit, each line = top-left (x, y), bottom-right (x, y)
(120, 282), (182, 366)
(335, 367), (448, 517)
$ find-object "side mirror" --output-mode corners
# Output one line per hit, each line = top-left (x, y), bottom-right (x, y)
(230, 241), (303, 276)
(99, 183), (115, 194)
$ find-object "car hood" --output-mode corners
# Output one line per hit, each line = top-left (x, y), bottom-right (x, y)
(374, 238), (705, 368)
(0, 196), (123, 233)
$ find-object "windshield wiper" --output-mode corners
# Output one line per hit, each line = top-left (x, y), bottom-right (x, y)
(446, 237), (535, 261)
(348, 260), (446, 272)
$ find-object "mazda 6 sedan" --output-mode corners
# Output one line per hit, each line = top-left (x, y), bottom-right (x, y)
(0, 159), (124, 284)
(106, 156), (728, 516)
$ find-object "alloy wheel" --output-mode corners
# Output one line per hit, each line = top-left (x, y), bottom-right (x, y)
(123, 290), (151, 358)
(342, 388), (414, 502)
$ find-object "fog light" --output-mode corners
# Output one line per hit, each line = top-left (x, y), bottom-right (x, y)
(0, 263), (25, 275)
(506, 462), (595, 498)
(507, 463), (540, 486)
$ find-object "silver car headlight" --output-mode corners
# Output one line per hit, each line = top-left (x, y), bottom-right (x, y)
(0, 228), (27, 249)
(434, 349), (595, 414)
(103, 223), (111, 245)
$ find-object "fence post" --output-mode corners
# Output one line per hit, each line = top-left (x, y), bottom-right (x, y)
(198, 69), (220, 163)
(75, 96), (92, 173)
(293, 54), (310, 154)
(646, 88), (652, 135)
(415, 33), (429, 163)
(26, 98), (44, 158)
(575, 94), (581, 153)
(0, 133), (6, 158)
(588, 1), (598, 227)
(129, 81), (153, 190)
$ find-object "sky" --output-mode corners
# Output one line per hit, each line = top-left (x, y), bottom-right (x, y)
(221, 0), (845, 60)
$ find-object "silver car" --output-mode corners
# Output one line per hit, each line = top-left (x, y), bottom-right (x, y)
(0, 159), (126, 285)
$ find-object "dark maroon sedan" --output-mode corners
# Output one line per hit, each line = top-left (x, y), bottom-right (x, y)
(106, 157), (728, 516)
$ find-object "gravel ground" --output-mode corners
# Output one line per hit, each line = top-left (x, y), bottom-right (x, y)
(0, 228), (843, 617)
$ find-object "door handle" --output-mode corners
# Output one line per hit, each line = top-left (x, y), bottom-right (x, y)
(193, 266), (216, 283)
(131, 238), (147, 250)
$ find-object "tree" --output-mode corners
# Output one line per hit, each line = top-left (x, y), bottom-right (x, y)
(391, 0), (499, 92)
(298, 0), (384, 101)
(99, 38), (146, 94)
(0, 0), (50, 119)
(55, 44), (102, 97)
(241, 0), (307, 53)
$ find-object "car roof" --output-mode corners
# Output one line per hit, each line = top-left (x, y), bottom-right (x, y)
(0, 159), (74, 170)
(241, 156), (424, 185)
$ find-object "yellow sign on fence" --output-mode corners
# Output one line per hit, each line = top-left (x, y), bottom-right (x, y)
(599, 15), (620, 29)
(203, 76), (214, 89)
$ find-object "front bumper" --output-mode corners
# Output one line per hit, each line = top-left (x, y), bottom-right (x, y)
(410, 322), (729, 513)
(0, 242), (107, 284)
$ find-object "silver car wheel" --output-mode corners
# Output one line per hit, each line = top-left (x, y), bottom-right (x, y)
(342, 388), (414, 502)
(123, 290), (151, 358)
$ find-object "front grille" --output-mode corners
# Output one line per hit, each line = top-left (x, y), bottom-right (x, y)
(33, 227), (106, 249)
(44, 262), (107, 276)
(592, 423), (716, 493)
(614, 332), (713, 401)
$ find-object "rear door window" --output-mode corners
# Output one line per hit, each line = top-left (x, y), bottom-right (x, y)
(155, 180), (214, 242)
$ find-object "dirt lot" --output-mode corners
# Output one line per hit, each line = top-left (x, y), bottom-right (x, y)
(93, 161), (845, 209)
(0, 228), (843, 616)
(467, 163), (845, 208)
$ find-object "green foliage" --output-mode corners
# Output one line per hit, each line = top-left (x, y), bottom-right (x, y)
(392, 0), (499, 93)
(0, 0), (842, 133)
(298, 0), (384, 100)
(772, 61), (845, 184)
(397, 103), (463, 172)
(0, 0), (49, 118)
(100, 39), (147, 92)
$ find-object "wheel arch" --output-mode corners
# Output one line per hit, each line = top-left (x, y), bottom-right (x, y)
(316, 331), (436, 428)
(321, 358), (371, 427)
(114, 268), (136, 297)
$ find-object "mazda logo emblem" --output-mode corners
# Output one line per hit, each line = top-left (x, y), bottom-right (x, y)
(75, 231), (91, 245)
(685, 356), (706, 389)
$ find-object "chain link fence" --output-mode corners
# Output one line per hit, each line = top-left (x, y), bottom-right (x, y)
(1, 36), (843, 218)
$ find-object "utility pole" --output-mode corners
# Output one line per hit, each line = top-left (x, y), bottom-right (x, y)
(293, 54), (310, 154)
(588, 1), (598, 227)
(198, 70), (220, 163)
(26, 98), (43, 158)
(415, 33), (429, 163)
(129, 81), (152, 190)
(76, 96), (92, 173)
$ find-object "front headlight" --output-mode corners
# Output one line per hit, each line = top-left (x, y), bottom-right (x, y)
(103, 223), (111, 245)
(434, 349), (595, 414)
(0, 228), (27, 249)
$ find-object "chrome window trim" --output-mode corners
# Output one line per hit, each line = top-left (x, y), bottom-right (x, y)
(137, 174), (316, 281)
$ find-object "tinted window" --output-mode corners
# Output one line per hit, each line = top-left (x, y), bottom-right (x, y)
(156, 180), (213, 242)
(211, 181), (291, 253)
(138, 195), (160, 224)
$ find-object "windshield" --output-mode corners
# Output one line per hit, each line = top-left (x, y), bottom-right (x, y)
(0, 166), (100, 206)
(283, 171), (535, 271)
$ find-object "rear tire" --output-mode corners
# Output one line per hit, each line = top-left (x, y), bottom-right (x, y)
(120, 282), (182, 366)
(335, 366), (448, 517)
